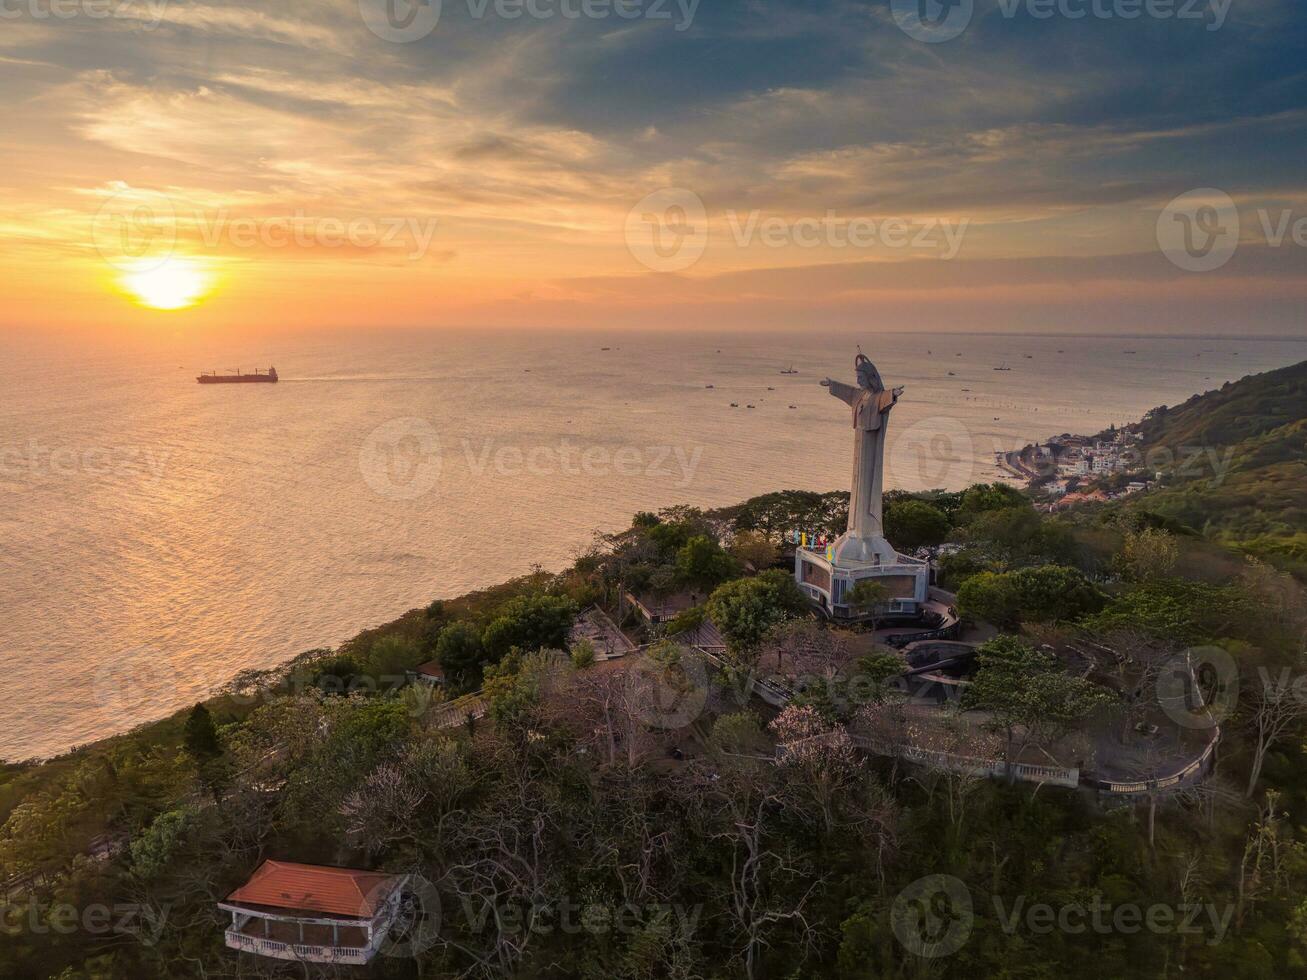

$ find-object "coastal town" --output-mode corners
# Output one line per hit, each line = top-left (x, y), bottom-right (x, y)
(999, 424), (1155, 510)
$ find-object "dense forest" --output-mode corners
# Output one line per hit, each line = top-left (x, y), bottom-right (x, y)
(3, 365), (1307, 980)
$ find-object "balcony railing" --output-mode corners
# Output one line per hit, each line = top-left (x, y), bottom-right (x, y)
(225, 930), (376, 965)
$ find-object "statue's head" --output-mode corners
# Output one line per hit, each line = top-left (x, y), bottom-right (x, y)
(855, 353), (884, 392)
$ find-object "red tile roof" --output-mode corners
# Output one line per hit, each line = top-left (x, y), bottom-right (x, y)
(416, 659), (445, 679)
(225, 861), (402, 919)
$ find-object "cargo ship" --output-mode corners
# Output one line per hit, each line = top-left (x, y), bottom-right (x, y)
(197, 367), (278, 385)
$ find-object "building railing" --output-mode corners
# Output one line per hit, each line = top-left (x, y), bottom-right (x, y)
(225, 930), (374, 964)
(1084, 727), (1220, 796)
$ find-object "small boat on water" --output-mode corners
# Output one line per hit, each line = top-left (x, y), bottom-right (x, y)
(730, 402), (739, 407)
(766, 386), (775, 391)
(993, 364), (1012, 372)
(705, 384), (715, 389)
(779, 365), (799, 375)
(788, 404), (797, 409)
(197, 366), (278, 385)
(746, 404), (756, 409)
(947, 371), (956, 376)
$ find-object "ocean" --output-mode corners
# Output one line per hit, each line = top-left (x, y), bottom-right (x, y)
(2, 328), (1303, 760)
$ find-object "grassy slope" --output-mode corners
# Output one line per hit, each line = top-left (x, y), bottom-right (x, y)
(1124, 360), (1307, 573)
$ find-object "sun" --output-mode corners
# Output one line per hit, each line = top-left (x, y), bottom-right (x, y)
(120, 257), (215, 310)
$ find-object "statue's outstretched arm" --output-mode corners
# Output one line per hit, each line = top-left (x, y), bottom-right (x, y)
(821, 378), (861, 406)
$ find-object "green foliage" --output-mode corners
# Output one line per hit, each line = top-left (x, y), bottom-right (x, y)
(675, 534), (739, 588)
(967, 505), (1080, 565)
(716, 489), (849, 543)
(359, 633), (421, 678)
(846, 579), (889, 610)
(1082, 578), (1255, 646)
(570, 639), (597, 669)
(884, 498), (951, 552)
(850, 651), (906, 705)
(956, 482), (1029, 523)
(435, 621), (489, 689)
(957, 565), (1104, 628)
(129, 808), (193, 881)
(963, 636), (1113, 757)
(331, 698), (411, 761)
(727, 530), (780, 570)
(1116, 527), (1179, 582)
(481, 593), (578, 661)
(181, 705), (220, 763)
(707, 570), (808, 653)
(662, 603), (707, 636)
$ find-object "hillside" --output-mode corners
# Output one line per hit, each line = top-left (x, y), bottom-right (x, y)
(1136, 359), (1307, 450)
(1123, 360), (1307, 575)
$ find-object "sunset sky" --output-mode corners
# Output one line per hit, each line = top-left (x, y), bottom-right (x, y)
(2, 0), (1305, 335)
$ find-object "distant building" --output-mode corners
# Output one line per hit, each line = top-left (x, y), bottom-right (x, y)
(411, 660), (445, 686)
(623, 589), (704, 626)
(220, 861), (409, 964)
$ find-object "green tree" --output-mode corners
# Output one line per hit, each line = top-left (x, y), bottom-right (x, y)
(962, 636), (1111, 767)
(129, 808), (194, 881)
(182, 704), (221, 763)
(435, 621), (489, 689)
(571, 639), (597, 669)
(884, 499), (951, 553)
(1116, 527), (1180, 582)
(675, 534), (739, 589)
(707, 570), (808, 654)
(482, 593), (578, 660)
(956, 482), (1028, 523)
(957, 565), (1104, 629)
(728, 531), (780, 571)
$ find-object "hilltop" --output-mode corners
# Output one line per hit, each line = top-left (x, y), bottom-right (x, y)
(1122, 360), (1307, 575)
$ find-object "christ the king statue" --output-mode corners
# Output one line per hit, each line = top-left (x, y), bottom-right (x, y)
(821, 352), (905, 565)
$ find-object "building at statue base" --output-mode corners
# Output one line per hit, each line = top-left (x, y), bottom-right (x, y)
(795, 538), (930, 622)
(794, 351), (932, 623)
